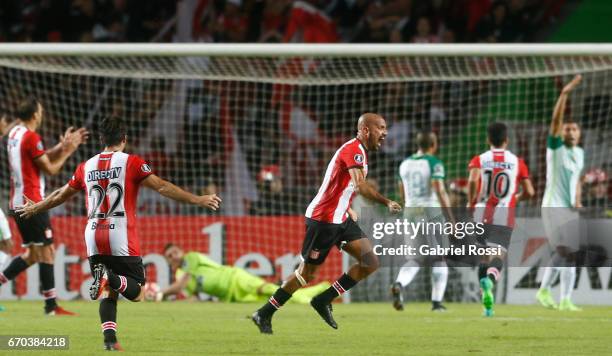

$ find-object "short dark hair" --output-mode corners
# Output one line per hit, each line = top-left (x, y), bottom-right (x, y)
(563, 119), (580, 127)
(163, 243), (177, 253)
(99, 116), (127, 146)
(16, 97), (41, 121)
(487, 122), (508, 147)
(416, 131), (436, 150)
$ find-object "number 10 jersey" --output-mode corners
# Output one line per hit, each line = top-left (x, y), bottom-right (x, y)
(68, 151), (153, 257)
(468, 148), (529, 227)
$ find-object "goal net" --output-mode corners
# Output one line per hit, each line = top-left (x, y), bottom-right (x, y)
(0, 44), (610, 304)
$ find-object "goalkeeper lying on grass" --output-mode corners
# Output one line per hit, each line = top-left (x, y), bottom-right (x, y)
(153, 243), (330, 303)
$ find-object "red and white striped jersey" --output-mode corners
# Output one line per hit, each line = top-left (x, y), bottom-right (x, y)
(468, 148), (529, 227)
(7, 125), (46, 209)
(68, 151), (153, 257)
(306, 138), (368, 224)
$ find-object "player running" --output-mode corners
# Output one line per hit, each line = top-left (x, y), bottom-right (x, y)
(468, 122), (534, 317)
(536, 74), (584, 312)
(391, 131), (453, 312)
(16, 116), (221, 351)
(159, 244), (330, 303)
(0, 98), (87, 316)
(251, 113), (402, 334)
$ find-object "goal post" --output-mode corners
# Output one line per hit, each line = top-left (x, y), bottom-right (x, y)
(0, 44), (611, 304)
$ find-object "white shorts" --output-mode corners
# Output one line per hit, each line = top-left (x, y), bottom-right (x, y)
(541, 207), (580, 251)
(0, 208), (11, 241)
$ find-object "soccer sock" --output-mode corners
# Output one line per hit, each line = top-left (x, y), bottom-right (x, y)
(106, 270), (141, 301)
(478, 263), (488, 280)
(258, 288), (292, 318)
(0, 251), (9, 268)
(316, 273), (358, 304)
(39, 263), (57, 311)
(431, 263), (448, 303)
(396, 260), (420, 287)
(100, 298), (118, 343)
(0, 256), (30, 284)
(539, 266), (560, 290)
(560, 267), (576, 301)
(486, 258), (503, 284)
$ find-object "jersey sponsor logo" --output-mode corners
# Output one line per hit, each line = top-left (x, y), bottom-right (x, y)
(141, 164), (151, 173)
(481, 161), (514, 170)
(87, 167), (122, 182)
(91, 222), (116, 230)
(354, 154), (364, 164)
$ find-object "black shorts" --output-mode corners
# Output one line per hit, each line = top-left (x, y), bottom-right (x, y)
(89, 255), (146, 285)
(301, 217), (366, 265)
(476, 224), (513, 250)
(10, 210), (53, 247)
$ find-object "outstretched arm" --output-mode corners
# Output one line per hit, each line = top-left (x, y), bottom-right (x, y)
(16, 184), (80, 218)
(349, 168), (401, 213)
(551, 75), (582, 136)
(159, 272), (192, 301)
(142, 174), (222, 211)
(467, 167), (480, 207)
(515, 178), (535, 202)
(35, 127), (89, 176)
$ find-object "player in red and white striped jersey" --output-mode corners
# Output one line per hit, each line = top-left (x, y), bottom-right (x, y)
(252, 113), (401, 334)
(17, 116), (221, 351)
(0, 98), (87, 316)
(467, 122), (534, 316)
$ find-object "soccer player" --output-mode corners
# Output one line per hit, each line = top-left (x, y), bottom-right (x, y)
(0, 114), (17, 312)
(159, 244), (330, 303)
(391, 131), (453, 312)
(536, 74), (584, 312)
(16, 116), (221, 351)
(251, 113), (402, 334)
(468, 122), (534, 316)
(0, 98), (88, 315)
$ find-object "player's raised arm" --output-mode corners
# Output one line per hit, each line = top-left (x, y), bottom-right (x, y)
(142, 174), (222, 211)
(349, 167), (401, 213)
(16, 184), (80, 219)
(35, 127), (89, 176)
(551, 74), (582, 136)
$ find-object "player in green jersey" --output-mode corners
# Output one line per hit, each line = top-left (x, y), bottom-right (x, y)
(159, 244), (330, 304)
(391, 132), (454, 312)
(536, 75), (584, 312)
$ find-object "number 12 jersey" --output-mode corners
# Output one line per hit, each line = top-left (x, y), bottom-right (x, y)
(69, 151), (153, 257)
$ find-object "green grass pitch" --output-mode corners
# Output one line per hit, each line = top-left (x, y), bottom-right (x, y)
(1, 301), (611, 355)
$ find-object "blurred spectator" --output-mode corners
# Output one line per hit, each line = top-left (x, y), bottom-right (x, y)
(284, 1), (338, 43)
(411, 16), (439, 43)
(583, 168), (609, 209)
(250, 165), (293, 215)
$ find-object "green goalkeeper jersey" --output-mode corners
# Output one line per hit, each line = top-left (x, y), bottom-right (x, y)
(178, 252), (237, 299)
(542, 135), (584, 208)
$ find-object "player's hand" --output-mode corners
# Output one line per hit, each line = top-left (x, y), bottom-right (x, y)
(14, 196), (38, 219)
(386, 200), (402, 213)
(196, 194), (222, 211)
(562, 74), (582, 94)
(61, 127), (89, 152)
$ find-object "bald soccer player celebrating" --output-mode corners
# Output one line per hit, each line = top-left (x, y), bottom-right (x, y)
(251, 113), (402, 334)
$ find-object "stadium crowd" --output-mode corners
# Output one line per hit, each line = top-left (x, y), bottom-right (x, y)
(1, 0), (566, 43)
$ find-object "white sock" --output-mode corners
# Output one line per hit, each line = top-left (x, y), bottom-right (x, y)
(431, 263), (448, 302)
(560, 267), (576, 301)
(0, 250), (8, 268)
(396, 261), (420, 287)
(539, 266), (560, 291)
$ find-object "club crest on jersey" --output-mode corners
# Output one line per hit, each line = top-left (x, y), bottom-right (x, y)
(141, 164), (151, 173)
(354, 154), (364, 164)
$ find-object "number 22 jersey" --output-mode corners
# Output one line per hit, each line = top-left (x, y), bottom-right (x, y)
(68, 151), (153, 257)
(468, 148), (529, 227)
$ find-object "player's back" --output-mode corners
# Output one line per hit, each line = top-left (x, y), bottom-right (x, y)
(7, 124), (46, 209)
(469, 148), (529, 226)
(399, 153), (444, 207)
(69, 151), (152, 257)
